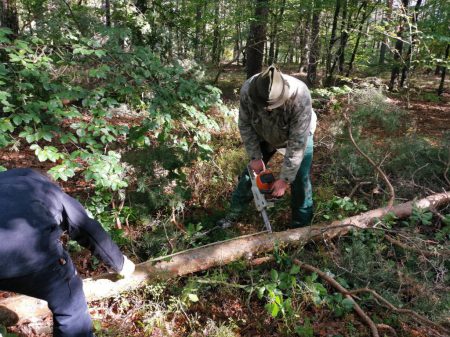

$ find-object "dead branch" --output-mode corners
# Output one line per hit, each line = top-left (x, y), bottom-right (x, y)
(348, 181), (372, 199)
(293, 259), (379, 337)
(343, 111), (395, 207)
(376, 324), (398, 337)
(384, 234), (450, 258)
(348, 288), (449, 336)
(1, 192), (449, 325)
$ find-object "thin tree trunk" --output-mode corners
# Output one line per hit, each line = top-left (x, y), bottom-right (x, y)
(1, 192), (449, 325)
(388, 0), (408, 92)
(347, 2), (370, 76)
(194, 2), (202, 61)
(234, 23), (241, 65)
(105, 0), (111, 27)
(274, 0), (286, 64)
(212, 0), (221, 64)
(438, 43), (449, 96)
(337, 0), (348, 74)
(307, 2), (321, 87)
(299, 9), (311, 71)
(325, 0), (341, 86)
(379, 0), (393, 65)
(246, 0), (269, 78)
(200, 0), (207, 60)
(400, 0), (423, 88)
(435, 65), (441, 76)
(268, 0), (286, 65)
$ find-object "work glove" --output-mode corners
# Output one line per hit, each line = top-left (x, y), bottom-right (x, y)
(118, 255), (135, 278)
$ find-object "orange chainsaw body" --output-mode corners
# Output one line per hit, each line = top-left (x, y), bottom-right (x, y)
(256, 170), (275, 194)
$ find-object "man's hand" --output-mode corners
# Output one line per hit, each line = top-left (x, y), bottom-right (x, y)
(271, 179), (289, 197)
(119, 255), (135, 278)
(249, 159), (265, 174)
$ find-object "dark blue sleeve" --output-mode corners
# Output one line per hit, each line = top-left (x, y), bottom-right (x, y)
(60, 193), (124, 273)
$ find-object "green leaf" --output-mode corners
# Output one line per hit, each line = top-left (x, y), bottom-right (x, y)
(257, 286), (266, 299)
(341, 298), (354, 311)
(188, 294), (199, 302)
(290, 264), (301, 275)
(271, 269), (279, 282)
(265, 302), (280, 318)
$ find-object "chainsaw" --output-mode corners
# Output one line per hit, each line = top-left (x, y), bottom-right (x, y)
(248, 166), (276, 233)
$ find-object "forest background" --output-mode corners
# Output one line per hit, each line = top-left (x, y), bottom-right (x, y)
(0, 0), (449, 336)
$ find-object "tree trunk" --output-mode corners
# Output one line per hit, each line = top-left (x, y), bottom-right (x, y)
(246, 0), (269, 78)
(337, 0), (348, 74)
(194, 1), (202, 61)
(274, 0), (286, 64)
(299, 10), (310, 71)
(0, 0), (19, 35)
(212, 0), (221, 64)
(438, 43), (449, 96)
(234, 23), (241, 65)
(388, 0), (408, 92)
(346, 2), (370, 76)
(399, 0), (423, 88)
(325, 0), (341, 86)
(104, 0), (111, 27)
(1, 192), (449, 325)
(307, 3), (321, 87)
(379, 0), (393, 65)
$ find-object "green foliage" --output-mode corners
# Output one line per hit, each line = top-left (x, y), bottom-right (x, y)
(351, 87), (406, 133)
(294, 318), (313, 337)
(255, 253), (356, 331)
(408, 206), (433, 226)
(312, 85), (353, 100)
(316, 196), (368, 221)
(0, 27), (224, 231)
(329, 216), (449, 321)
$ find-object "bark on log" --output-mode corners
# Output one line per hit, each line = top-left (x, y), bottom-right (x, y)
(1, 191), (449, 325)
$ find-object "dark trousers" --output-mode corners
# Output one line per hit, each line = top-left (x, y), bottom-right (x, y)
(0, 252), (94, 337)
(230, 134), (314, 226)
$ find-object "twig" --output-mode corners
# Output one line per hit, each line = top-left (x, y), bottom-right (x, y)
(348, 181), (372, 198)
(292, 259), (380, 337)
(343, 110), (395, 208)
(348, 288), (449, 336)
(428, 206), (447, 222)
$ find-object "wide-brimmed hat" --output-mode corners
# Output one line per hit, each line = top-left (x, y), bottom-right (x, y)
(249, 65), (290, 110)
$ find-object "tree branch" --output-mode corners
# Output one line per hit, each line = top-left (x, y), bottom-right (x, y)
(348, 288), (449, 336)
(344, 110), (395, 207)
(293, 259), (380, 337)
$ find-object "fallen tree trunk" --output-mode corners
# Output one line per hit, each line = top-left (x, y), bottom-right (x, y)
(1, 191), (449, 325)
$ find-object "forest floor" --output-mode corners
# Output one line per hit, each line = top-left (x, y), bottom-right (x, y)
(2, 67), (449, 337)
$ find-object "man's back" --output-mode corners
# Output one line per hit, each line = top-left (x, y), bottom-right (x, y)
(0, 169), (64, 278)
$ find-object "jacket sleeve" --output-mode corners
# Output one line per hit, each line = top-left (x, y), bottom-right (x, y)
(238, 90), (262, 160)
(279, 87), (312, 183)
(60, 192), (124, 272)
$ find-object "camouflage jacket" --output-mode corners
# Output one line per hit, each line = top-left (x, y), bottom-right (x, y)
(239, 74), (317, 183)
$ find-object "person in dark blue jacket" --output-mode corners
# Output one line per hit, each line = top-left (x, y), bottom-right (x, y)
(0, 168), (135, 337)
